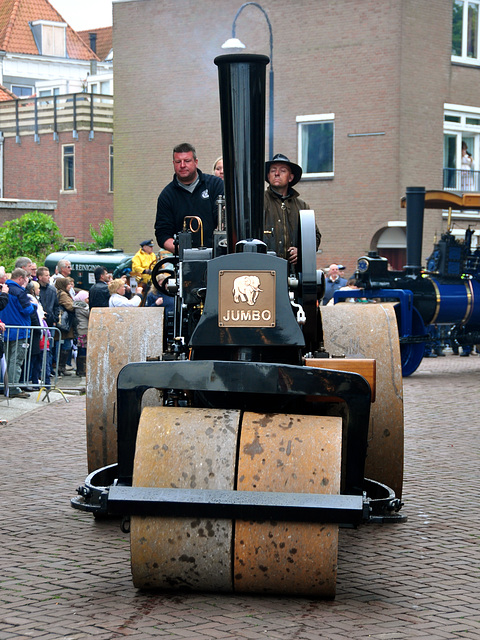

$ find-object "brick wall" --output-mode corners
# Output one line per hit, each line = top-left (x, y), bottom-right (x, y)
(2, 129), (113, 242)
(113, 0), (479, 273)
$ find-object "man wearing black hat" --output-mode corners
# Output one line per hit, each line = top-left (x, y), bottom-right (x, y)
(131, 239), (157, 286)
(264, 154), (321, 265)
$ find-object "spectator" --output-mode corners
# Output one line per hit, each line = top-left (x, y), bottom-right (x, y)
(26, 280), (48, 387)
(14, 257), (34, 280)
(89, 267), (110, 309)
(2, 268), (36, 398)
(30, 263), (38, 281)
(50, 259), (73, 289)
(213, 156), (224, 179)
(131, 239), (157, 288)
(108, 279), (143, 307)
(54, 277), (76, 377)
(323, 264), (348, 305)
(155, 142), (224, 252)
(37, 266), (60, 376)
(73, 290), (90, 377)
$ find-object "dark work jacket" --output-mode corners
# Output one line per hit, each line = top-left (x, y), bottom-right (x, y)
(89, 281), (110, 309)
(264, 186), (321, 260)
(39, 282), (59, 327)
(155, 169), (224, 249)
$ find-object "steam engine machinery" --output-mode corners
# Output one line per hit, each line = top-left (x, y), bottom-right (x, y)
(72, 54), (405, 598)
(337, 188), (480, 376)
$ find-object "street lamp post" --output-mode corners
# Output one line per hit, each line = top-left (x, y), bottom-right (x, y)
(222, 2), (274, 160)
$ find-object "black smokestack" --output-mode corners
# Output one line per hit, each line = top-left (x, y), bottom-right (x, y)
(404, 186), (426, 275)
(214, 54), (269, 253)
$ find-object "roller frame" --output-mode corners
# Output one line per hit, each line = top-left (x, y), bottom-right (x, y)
(72, 358), (404, 523)
(114, 359), (371, 494)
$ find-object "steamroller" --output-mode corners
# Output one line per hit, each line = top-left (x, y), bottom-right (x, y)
(72, 53), (404, 598)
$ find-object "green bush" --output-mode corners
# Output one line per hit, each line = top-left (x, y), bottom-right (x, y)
(89, 219), (114, 249)
(0, 211), (65, 271)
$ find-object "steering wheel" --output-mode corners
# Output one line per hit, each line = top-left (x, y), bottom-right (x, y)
(151, 257), (178, 297)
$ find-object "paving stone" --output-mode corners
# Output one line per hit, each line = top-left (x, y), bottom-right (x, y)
(0, 356), (479, 639)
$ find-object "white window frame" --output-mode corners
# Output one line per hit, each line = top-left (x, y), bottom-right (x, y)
(31, 20), (67, 57)
(444, 103), (480, 186)
(11, 85), (34, 97)
(452, 0), (480, 65)
(62, 144), (76, 193)
(296, 113), (334, 179)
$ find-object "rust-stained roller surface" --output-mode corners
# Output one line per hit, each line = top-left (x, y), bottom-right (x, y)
(234, 412), (342, 598)
(130, 408), (342, 596)
(321, 303), (404, 498)
(86, 307), (164, 473)
(130, 407), (241, 591)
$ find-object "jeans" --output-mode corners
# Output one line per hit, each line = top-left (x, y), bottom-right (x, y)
(6, 339), (29, 395)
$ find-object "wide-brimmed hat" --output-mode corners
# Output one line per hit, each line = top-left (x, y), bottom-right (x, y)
(265, 154), (302, 187)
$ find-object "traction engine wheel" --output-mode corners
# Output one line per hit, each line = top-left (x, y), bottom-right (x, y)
(86, 307), (164, 473)
(321, 302), (404, 499)
(130, 407), (342, 597)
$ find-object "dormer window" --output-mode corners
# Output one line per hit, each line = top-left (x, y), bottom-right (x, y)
(30, 21), (67, 57)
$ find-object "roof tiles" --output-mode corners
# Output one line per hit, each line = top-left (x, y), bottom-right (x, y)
(77, 26), (112, 61)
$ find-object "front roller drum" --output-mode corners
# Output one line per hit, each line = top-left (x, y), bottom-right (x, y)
(130, 407), (342, 597)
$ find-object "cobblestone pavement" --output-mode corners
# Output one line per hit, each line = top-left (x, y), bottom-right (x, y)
(1, 355), (479, 640)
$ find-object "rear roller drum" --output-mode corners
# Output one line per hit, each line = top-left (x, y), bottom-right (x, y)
(321, 303), (404, 499)
(130, 407), (342, 596)
(86, 307), (165, 473)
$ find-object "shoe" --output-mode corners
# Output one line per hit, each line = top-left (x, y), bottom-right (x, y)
(9, 391), (31, 398)
(65, 364), (74, 371)
(24, 386), (36, 392)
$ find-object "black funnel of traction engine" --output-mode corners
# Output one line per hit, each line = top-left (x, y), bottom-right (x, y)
(214, 54), (269, 253)
(404, 186), (426, 276)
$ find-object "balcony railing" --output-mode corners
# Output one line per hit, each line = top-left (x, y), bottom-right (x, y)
(443, 168), (480, 192)
(0, 92), (113, 141)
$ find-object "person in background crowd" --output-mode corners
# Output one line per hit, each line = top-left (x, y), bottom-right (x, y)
(0, 268), (9, 384)
(14, 257), (34, 280)
(54, 277), (76, 377)
(50, 259), (73, 290)
(37, 266), (59, 376)
(108, 279), (143, 307)
(2, 268), (36, 398)
(322, 263), (348, 305)
(73, 290), (90, 377)
(89, 267), (110, 309)
(213, 156), (224, 179)
(131, 239), (157, 290)
(30, 263), (38, 281)
(26, 280), (48, 388)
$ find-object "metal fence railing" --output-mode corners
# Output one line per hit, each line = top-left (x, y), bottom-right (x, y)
(0, 325), (68, 403)
(443, 167), (480, 191)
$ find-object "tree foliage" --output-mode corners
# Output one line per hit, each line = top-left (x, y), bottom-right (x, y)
(0, 211), (65, 271)
(89, 219), (114, 249)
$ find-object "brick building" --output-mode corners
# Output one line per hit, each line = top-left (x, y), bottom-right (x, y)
(0, 0), (113, 242)
(113, 0), (480, 272)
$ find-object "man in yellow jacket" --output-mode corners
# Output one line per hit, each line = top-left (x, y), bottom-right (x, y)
(131, 239), (157, 286)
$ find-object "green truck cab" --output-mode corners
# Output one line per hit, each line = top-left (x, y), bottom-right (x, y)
(45, 248), (134, 291)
